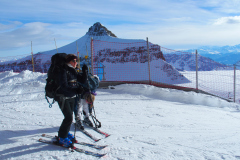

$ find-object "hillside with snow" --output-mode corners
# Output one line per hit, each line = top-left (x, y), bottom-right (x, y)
(164, 53), (227, 71)
(1, 70), (240, 160)
(185, 45), (240, 65)
(0, 22), (146, 65)
(0, 22), (191, 85)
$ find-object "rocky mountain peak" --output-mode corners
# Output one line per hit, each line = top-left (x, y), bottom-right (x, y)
(86, 22), (117, 37)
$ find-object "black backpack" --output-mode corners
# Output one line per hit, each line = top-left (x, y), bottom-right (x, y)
(45, 53), (67, 107)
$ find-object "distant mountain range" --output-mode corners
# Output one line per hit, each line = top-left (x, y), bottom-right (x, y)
(164, 53), (227, 71)
(185, 45), (240, 65)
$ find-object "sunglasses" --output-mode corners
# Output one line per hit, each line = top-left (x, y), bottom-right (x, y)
(71, 59), (77, 63)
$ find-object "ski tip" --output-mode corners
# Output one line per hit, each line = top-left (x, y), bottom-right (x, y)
(105, 134), (110, 138)
(95, 139), (101, 142)
(71, 146), (77, 149)
(101, 146), (108, 149)
(100, 153), (107, 158)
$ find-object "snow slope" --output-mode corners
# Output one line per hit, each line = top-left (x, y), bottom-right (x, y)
(1, 70), (240, 160)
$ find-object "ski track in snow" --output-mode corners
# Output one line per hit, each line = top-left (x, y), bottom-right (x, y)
(1, 70), (240, 160)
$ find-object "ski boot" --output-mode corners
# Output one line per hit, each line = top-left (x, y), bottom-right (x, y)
(58, 137), (73, 148)
(67, 132), (78, 143)
(76, 119), (84, 130)
(83, 117), (93, 127)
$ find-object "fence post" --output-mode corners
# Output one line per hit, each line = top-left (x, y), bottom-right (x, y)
(195, 50), (198, 91)
(103, 65), (106, 81)
(76, 41), (81, 71)
(54, 38), (58, 53)
(91, 37), (94, 74)
(147, 37), (151, 85)
(31, 41), (35, 72)
(234, 65), (236, 102)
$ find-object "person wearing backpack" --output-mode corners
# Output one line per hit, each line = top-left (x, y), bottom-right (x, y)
(54, 54), (88, 148)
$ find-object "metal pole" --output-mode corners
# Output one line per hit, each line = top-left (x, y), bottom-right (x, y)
(76, 41), (81, 71)
(195, 50), (198, 91)
(54, 38), (58, 53)
(86, 44), (89, 69)
(31, 41), (35, 72)
(103, 65), (106, 81)
(234, 65), (236, 102)
(147, 37), (151, 85)
(91, 37), (94, 74)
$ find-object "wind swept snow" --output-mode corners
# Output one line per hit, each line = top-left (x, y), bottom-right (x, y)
(1, 70), (240, 160)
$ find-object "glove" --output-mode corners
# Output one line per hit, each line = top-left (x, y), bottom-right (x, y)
(82, 64), (88, 73)
(76, 86), (84, 94)
(93, 75), (100, 82)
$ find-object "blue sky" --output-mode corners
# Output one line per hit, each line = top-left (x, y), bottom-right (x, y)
(1, 0), (240, 57)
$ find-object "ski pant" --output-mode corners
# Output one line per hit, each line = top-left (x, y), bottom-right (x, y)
(74, 98), (90, 121)
(57, 97), (75, 138)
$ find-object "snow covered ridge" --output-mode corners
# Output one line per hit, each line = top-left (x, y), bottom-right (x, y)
(115, 83), (237, 109)
(93, 44), (227, 71)
(0, 70), (46, 102)
(164, 53), (227, 71)
(185, 44), (240, 65)
(94, 45), (165, 63)
(0, 70), (46, 85)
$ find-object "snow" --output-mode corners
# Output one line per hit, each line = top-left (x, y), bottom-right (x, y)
(1, 70), (240, 160)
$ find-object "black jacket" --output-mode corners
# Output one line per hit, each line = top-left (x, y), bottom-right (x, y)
(56, 65), (87, 98)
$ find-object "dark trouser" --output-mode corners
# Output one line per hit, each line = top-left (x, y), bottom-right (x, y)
(57, 97), (75, 138)
(73, 95), (80, 117)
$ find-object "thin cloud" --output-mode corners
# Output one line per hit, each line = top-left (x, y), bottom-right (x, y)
(0, 21), (22, 31)
(0, 22), (55, 50)
(214, 16), (240, 25)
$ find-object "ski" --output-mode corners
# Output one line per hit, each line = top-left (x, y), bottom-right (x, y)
(38, 138), (106, 158)
(86, 126), (110, 138)
(79, 128), (101, 142)
(73, 123), (101, 142)
(41, 134), (107, 149)
(82, 120), (110, 138)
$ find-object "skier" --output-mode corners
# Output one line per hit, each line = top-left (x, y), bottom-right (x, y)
(73, 64), (100, 130)
(74, 91), (96, 130)
(54, 54), (88, 147)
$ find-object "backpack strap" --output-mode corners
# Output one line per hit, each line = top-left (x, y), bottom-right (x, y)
(45, 96), (55, 108)
(46, 85), (61, 108)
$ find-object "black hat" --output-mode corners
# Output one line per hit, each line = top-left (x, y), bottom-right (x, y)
(66, 54), (78, 63)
